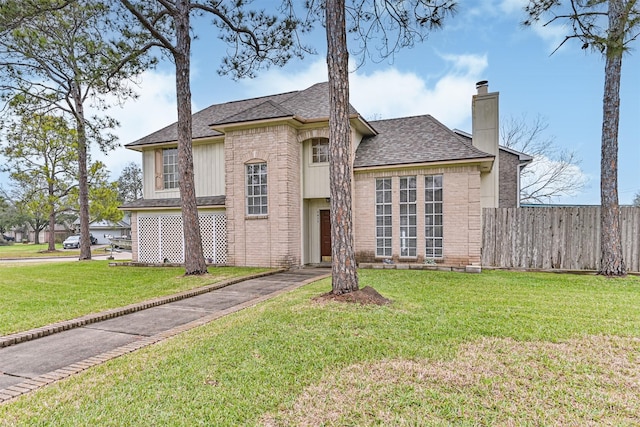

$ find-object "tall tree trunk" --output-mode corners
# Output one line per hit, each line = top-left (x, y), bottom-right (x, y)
(73, 85), (92, 261)
(326, 0), (359, 294)
(48, 183), (56, 252)
(175, 0), (207, 275)
(599, 0), (626, 276)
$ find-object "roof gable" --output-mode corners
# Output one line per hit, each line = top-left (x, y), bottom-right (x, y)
(213, 100), (294, 126)
(126, 90), (299, 147)
(126, 82), (362, 148)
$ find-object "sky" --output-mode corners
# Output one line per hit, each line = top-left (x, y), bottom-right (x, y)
(92, 0), (639, 205)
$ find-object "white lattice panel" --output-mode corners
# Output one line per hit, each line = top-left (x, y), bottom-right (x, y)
(200, 215), (215, 261)
(160, 215), (184, 263)
(136, 213), (227, 264)
(138, 216), (160, 263)
(214, 214), (227, 264)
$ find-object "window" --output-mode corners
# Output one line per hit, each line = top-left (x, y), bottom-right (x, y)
(425, 175), (443, 258)
(163, 148), (179, 190)
(375, 178), (392, 257)
(246, 163), (268, 215)
(399, 176), (417, 257)
(311, 138), (329, 163)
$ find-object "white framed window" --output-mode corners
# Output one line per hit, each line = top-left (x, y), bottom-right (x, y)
(425, 175), (443, 258)
(163, 148), (179, 189)
(399, 176), (417, 257)
(246, 163), (268, 216)
(311, 138), (329, 163)
(375, 178), (392, 257)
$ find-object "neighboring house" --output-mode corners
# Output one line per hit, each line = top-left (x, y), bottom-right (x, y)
(122, 81), (530, 268)
(72, 219), (131, 244)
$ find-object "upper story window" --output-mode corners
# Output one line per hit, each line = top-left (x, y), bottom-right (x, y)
(246, 162), (268, 216)
(163, 148), (179, 190)
(311, 138), (329, 163)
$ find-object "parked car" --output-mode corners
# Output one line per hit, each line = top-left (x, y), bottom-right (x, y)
(2, 235), (14, 242)
(62, 234), (98, 249)
(62, 235), (80, 249)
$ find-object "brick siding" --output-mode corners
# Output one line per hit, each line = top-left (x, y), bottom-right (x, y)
(354, 165), (482, 266)
(499, 150), (520, 207)
(225, 124), (302, 268)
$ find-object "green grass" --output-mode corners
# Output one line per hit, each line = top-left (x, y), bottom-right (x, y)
(1, 269), (640, 426)
(0, 243), (105, 258)
(0, 262), (269, 335)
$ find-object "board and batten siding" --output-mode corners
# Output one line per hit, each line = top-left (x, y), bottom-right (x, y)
(142, 141), (225, 199)
(301, 135), (330, 199)
(482, 207), (640, 272)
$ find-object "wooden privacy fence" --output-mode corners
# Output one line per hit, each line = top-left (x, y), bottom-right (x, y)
(482, 207), (640, 272)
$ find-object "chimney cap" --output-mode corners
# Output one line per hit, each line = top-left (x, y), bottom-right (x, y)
(476, 80), (489, 89)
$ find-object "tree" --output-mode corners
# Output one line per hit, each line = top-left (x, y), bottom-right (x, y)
(501, 114), (586, 203)
(317, 0), (456, 294)
(67, 161), (125, 224)
(633, 191), (640, 207)
(524, 0), (638, 276)
(0, 0), (154, 259)
(117, 162), (143, 203)
(12, 184), (50, 245)
(1, 113), (77, 251)
(325, 0), (359, 294)
(0, 195), (25, 237)
(118, 0), (308, 275)
(0, 0), (71, 36)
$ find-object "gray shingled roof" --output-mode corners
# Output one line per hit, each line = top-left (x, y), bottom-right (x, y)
(120, 196), (225, 210)
(126, 82), (360, 148)
(354, 115), (494, 168)
(126, 91), (299, 147)
(279, 82), (358, 119)
(214, 100), (294, 125)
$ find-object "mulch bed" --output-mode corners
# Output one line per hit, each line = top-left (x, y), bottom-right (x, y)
(313, 286), (391, 306)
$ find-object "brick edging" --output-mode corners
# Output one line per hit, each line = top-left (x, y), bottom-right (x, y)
(0, 269), (285, 349)
(0, 270), (330, 404)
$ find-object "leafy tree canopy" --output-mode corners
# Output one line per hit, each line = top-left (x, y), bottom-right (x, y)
(116, 162), (143, 203)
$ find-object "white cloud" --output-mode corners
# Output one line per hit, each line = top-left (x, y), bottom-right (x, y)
(499, 0), (527, 15)
(521, 154), (590, 203)
(531, 21), (569, 53)
(240, 60), (329, 96)
(241, 53), (488, 129)
(90, 70), (177, 179)
(466, 0), (526, 17)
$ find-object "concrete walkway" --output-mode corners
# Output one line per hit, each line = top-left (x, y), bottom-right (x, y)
(0, 268), (330, 403)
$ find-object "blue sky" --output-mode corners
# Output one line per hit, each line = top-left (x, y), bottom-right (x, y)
(96, 0), (639, 205)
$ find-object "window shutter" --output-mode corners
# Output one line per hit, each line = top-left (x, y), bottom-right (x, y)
(155, 149), (164, 190)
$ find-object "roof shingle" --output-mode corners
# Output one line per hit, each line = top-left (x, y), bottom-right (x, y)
(354, 115), (493, 168)
(126, 82), (361, 148)
(120, 196), (225, 210)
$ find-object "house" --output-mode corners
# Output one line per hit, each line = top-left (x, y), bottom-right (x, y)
(121, 81), (531, 268)
(69, 219), (131, 244)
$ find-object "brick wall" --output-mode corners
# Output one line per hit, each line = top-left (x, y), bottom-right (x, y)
(225, 124), (302, 268)
(499, 150), (520, 207)
(354, 165), (482, 266)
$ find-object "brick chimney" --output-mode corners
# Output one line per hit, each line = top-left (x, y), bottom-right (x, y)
(472, 80), (499, 209)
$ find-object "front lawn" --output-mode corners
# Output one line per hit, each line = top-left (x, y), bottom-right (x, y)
(0, 262), (270, 335)
(1, 269), (639, 425)
(0, 243), (105, 259)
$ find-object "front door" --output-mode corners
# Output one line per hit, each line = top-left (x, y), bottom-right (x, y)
(320, 210), (331, 262)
